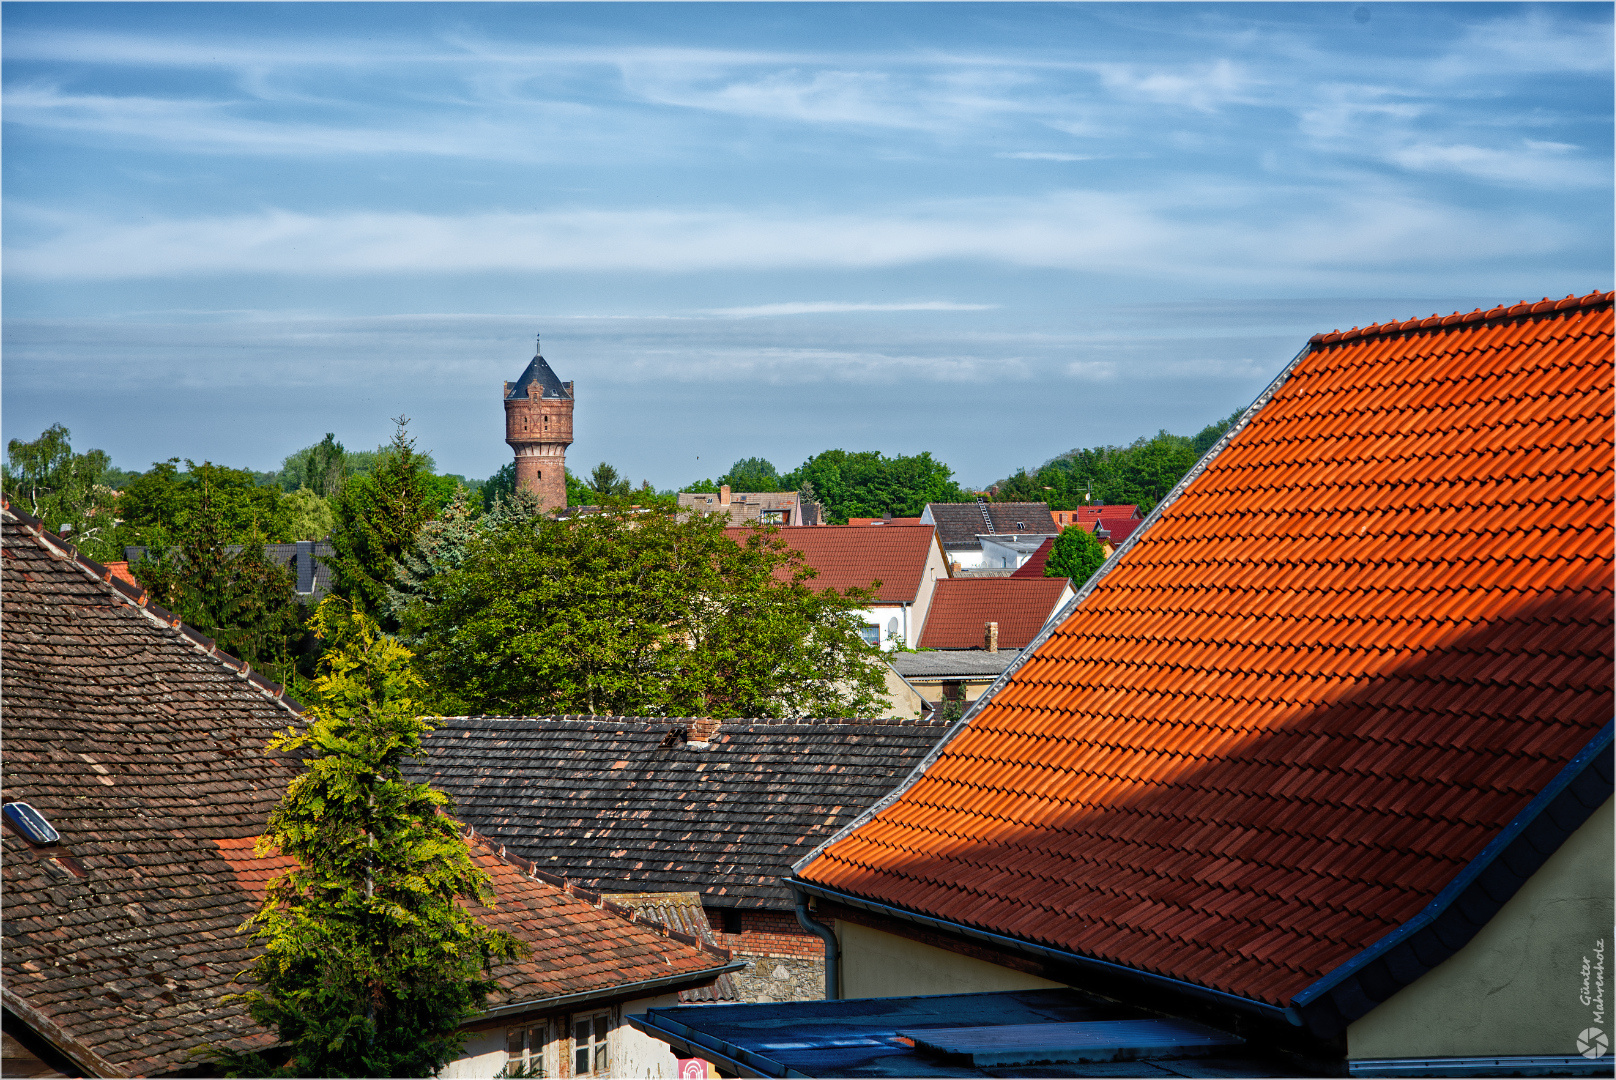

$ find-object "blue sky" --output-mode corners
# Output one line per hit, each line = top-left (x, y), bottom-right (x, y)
(4, 2), (1611, 488)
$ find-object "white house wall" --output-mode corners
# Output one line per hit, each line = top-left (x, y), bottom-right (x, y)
(440, 992), (692, 1079)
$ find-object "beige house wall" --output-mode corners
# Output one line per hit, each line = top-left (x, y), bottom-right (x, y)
(880, 666), (927, 720)
(835, 920), (1065, 999)
(1347, 797), (1613, 1060)
(905, 536), (953, 647)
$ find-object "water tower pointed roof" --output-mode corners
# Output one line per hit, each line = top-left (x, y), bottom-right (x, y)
(506, 352), (571, 400)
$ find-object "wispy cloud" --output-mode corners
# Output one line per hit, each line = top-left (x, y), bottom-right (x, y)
(1384, 140), (1606, 189)
(4, 187), (1574, 289)
(996, 151), (1097, 162)
(700, 300), (996, 318)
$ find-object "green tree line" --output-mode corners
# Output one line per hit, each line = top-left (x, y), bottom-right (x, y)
(989, 409), (1244, 512)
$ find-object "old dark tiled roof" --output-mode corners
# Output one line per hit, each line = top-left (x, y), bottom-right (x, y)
(2, 507), (307, 1076)
(924, 502), (1057, 550)
(506, 353), (571, 400)
(410, 715), (950, 908)
(0, 505), (732, 1075)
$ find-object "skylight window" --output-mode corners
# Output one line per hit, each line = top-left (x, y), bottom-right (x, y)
(4, 801), (61, 845)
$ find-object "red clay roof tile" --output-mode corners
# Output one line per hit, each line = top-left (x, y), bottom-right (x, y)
(917, 577), (1072, 649)
(798, 294), (1614, 1009)
(725, 524), (939, 603)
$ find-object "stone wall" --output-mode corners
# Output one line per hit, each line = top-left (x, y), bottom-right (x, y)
(707, 907), (826, 1002)
(730, 955), (826, 1003)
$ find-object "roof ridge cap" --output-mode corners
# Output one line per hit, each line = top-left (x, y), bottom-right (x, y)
(2, 499), (303, 719)
(1309, 290), (1613, 347)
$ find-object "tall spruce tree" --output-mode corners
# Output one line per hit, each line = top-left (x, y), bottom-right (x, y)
(214, 600), (525, 1078)
(329, 418), (433, 625)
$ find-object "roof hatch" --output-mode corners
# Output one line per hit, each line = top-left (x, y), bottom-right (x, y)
(4, 801), (61, 845)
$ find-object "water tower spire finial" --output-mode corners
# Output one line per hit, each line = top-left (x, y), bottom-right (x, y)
(536, 332), (541, 355)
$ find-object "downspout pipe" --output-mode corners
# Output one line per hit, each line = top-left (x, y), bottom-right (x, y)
(791, 882), (839, 1000)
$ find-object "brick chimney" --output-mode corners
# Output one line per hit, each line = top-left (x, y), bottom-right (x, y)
(719, 485), (731, 506)
(688, 717), (721, 745)
(984, 621), (999, 653)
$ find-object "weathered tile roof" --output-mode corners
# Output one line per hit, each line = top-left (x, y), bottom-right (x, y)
(597, 892), (741, 1002)
(727, 524), (941, 604)
(917, 578), (1072, 650)
(409, 715), (950, 908)
(796, 293), (1615, 1032)
(888, 649), (1020, 682)
(925, 502), (1057, 550)
(0, 505), (731, 1075)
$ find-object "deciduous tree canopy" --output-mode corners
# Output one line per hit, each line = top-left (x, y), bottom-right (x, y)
(1045, 526), (1107, 589)
(991, 410), (1243, 512)
(1, 424), (118, 558)
(401, 505), (887, 718)
(780, 449), (968, 523)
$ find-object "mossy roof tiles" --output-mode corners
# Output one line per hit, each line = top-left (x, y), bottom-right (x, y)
(796, 293), (1614, 1014)
(0, 507), (728, 1076)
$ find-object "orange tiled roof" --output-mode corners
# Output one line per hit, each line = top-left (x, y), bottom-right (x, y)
(847, 517), (925, 527)
(213, 831), (732, 1013)
(798, 292), (1614, 1027)
(917, 577), (1072, 649)
(727, 524), (939, 603)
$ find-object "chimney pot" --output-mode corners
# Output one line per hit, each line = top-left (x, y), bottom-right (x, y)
(985, 621), (999, 653)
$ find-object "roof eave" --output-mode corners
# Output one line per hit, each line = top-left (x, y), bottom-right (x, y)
(1285, 721), (1614, 1040)
(477, 961), (749, 1024)
(784, 876), (1291, 1028)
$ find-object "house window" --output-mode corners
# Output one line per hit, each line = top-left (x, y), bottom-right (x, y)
(573, 1012), (610, 1076)
(760, 509), (786, 525)
(507, 1022), (549, 1077)
(859, 624), (880, 645)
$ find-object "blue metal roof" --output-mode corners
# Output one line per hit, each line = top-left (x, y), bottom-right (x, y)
(626, 988), (1293, 1077)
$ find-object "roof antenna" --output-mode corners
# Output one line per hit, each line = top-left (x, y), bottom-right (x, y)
(536, 332), (541, 355)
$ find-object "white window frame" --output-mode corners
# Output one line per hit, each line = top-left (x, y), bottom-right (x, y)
(505, 1018), (555, 1077)
(570, 1009), (611, 1077)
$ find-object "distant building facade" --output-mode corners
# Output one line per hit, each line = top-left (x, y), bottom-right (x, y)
(679, 486), (823, 526)
(504, 339), (574, 512)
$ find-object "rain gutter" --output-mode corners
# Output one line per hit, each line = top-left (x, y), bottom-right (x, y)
(790, 884), (840, 999)
(475, 961), (748, 1022)
(785, 876), (1291, 1027)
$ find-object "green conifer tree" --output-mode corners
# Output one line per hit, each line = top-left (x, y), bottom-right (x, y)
(329, 418), (433, 624)
(213, 600), (525, 1077)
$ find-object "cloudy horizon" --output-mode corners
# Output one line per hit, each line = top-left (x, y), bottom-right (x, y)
(4, 2), (1610, 488)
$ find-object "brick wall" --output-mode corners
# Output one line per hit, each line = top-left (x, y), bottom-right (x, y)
(704, 907), (821, 959)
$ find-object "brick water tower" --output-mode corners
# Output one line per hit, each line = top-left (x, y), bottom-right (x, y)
(503, 337), (574, 511)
